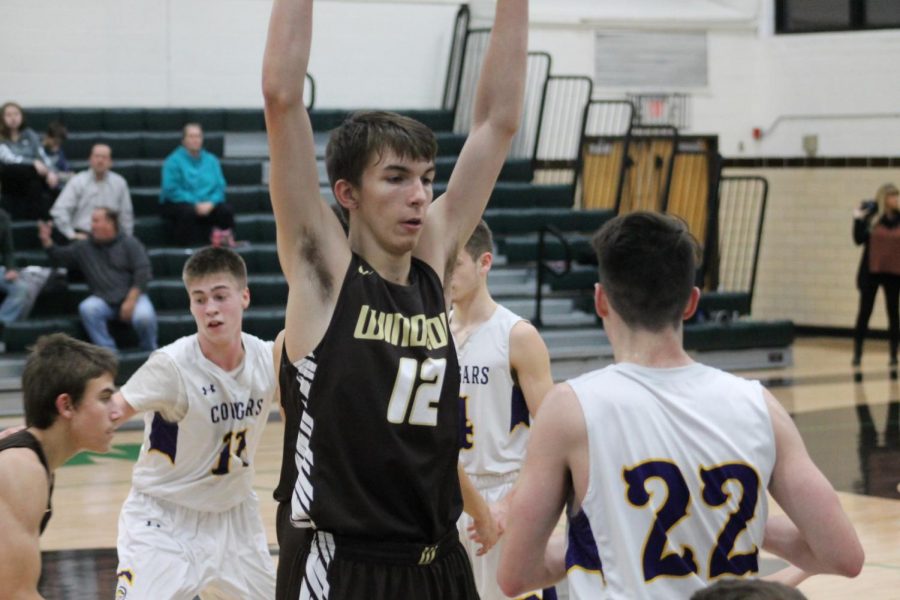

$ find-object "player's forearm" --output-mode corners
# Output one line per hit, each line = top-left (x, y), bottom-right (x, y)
(472, 0), (528, 134)
(458, 464), (488, 521)
(762, 564), (811, 587)
(765, 507), (864, 577)
(262, 0), (313, 108)
(763, 515), (819, 570)
(498, 537), (557, 596)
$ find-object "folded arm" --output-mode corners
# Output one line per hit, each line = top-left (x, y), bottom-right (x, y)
(764, 390), (864, 577)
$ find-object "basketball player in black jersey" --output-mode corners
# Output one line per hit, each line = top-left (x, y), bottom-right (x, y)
(0, 334), (119, 598)
(262, 0), (528, 596)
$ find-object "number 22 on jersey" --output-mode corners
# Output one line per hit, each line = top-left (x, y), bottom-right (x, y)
(386, 357), (447, 426)
(623, 459), (762, 582)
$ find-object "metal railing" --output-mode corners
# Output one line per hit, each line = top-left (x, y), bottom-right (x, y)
(442, 5), (471, 113)
(304, 73), (316, 110)
(532, 75), (593, 186)
(716, 176), (769, 306)
(511, 53), (552, 160)
(577, 100), (635, 210)
(532, 225), (572, 328)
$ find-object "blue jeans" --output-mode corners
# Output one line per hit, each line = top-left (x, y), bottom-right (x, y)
(0, 268), (29, 325)
(79, 294), (158, 351)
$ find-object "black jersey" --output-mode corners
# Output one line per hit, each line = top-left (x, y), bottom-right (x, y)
(274, 340), (300, 505)
(0, 429), (53, 534)
(290, 253), (462, 543)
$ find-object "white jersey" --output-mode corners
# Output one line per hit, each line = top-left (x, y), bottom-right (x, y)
(456, 305), (529, 476)
(565, 362), (775, 600)
(123, 333), (275, 512)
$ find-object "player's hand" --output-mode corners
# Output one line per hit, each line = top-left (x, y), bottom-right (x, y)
(468, 510), (501, 556)
(490, 496), (510, 533)
(4, 269), (18, 282)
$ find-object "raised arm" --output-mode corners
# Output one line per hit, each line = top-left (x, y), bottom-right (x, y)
(763, 390), (864, 578)
(419, 0), (529, 273)
(262, 0), (350, 359)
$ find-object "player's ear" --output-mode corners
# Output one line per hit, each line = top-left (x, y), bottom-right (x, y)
(594, 283), (610, 318)
(479, 251), (492, 274)
(682, 286), (701, 321)
(333, 179), (358, 212)
(241, 286), (250, 310)
(55, 393), (75, 419)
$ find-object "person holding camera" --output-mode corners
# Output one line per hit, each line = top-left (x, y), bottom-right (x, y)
(853, 183), (900, 366)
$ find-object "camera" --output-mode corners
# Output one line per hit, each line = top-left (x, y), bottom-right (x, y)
(861, 199), (878, 215)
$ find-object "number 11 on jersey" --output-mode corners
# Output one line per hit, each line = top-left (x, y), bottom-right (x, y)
(387, 357), (447, 426)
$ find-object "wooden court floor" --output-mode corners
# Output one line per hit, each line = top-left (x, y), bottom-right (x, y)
(2, 336), (899, 598)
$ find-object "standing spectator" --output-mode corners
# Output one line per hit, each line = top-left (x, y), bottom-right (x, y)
(0, 207), (29, 331)
(160, 123), (236, 247)
(852, 183), (900, 367)
(42, 121), (75, 187)
(0, 102), (56, 220)
(38, 207), (157, 352)
(50, 143), (134, 244)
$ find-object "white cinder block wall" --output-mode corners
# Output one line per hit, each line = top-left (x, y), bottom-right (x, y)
(4, 0), (900, 329)
(727, 168), (900, 330)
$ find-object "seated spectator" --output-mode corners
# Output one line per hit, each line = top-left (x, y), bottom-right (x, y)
(50, 143), (133, 244)
(0, 207), (29, 332)
(0, 102), (56, 220)
(38, 207), (157, 352)
(42, 121), (74, 187)
(160, 123), (236, 247)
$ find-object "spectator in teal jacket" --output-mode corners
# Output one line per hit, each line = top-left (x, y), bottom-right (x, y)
(160, 123), (236, 247)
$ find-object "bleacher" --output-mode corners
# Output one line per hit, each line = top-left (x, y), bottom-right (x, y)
(0, 4), (793, 393)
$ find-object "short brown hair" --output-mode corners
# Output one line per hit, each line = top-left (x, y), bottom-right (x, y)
(690, 579), (807, 600)
(45, 121), (68, 142)
(325, 110), (437, 192)
(592, 212), (700, 331)
(182, 246), (248, 288)
(464, 220), (493, 261)
(182, 122), (203, 138)
(22, 334), (118, 429)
